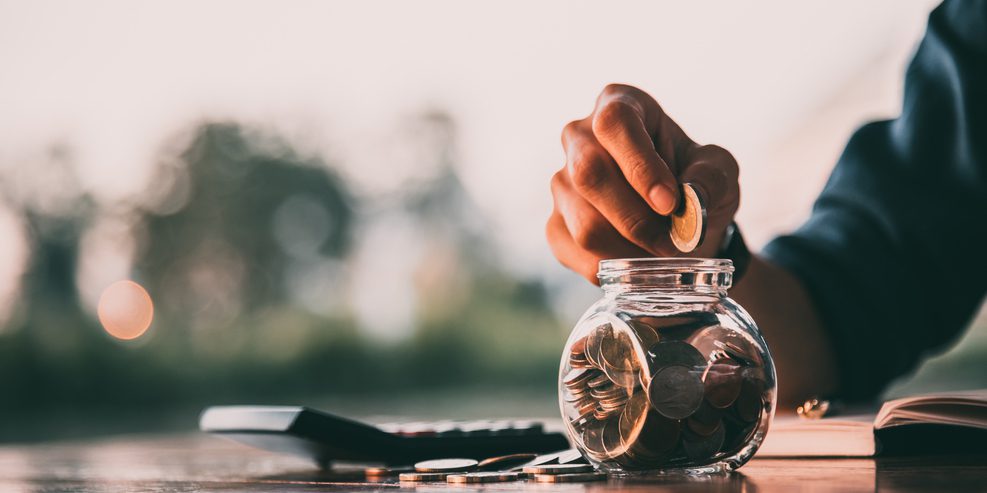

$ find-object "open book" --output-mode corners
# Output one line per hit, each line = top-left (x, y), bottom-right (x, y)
(757, 390), (987, 457)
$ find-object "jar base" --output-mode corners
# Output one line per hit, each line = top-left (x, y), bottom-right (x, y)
(601, 461), (733, 477)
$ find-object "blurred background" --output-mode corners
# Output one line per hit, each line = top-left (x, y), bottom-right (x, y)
(1, 0), (984, 442)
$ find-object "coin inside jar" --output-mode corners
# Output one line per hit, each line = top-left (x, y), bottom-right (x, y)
(703, 358), (743, 409)
(669, 183), (706, 253)
(585, 324), (609, 369)
(648, 365), (705, 420)
(649, 340), (707, 371)
(681, 422), (726, 462)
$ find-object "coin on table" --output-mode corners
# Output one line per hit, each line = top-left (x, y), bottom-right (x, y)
(669, 182), (706, 253)
(477, 453), (537, 471)
(648, 365), (705, 419)
(447, 471), (521, 483)
(364, 465), (413, 477)
(414, 458), (478, 473)
(523, 463), (594, 475)
(535, 472), (607, 483)
(682, 422), (726, 462)
(556, 449), (587, 464)
(400, 472), (450, 482)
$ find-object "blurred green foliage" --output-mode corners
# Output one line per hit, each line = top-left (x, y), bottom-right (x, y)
(0, 117), (566, 441)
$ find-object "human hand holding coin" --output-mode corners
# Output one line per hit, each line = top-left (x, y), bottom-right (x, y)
(547, 84), (740, 283)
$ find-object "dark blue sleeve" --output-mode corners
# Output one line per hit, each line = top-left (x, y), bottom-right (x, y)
(762, 0), (987, 401)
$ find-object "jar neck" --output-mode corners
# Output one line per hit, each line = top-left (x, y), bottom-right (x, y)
(598, 258), (733, 297)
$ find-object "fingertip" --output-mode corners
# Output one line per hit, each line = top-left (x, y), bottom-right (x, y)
(648, 184), (678, 215)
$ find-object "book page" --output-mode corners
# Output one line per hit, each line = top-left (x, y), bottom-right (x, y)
(876, 390), (987, 429)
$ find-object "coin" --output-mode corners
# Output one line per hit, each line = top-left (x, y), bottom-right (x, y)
(534, 472), (607, 483)
(617, 393), (648, 447)
(585, 324), (609, 369)
(648, 365), (705, 419)
(400, 472), (450, 482)
(477, 453), (536, 471)
(590, 383), (626, 401)
(414, 458), (478, 473)
(601, 329), (636, 372)
(571, 336), (587, 357)
(733, 379), (763, 423)
(682, 422), (725, 462)
(703, 358), (743, 409)
(669, 182), (706, 253)
(447, 471), (521, 483)
(523, 463), (594, 475)
(364, 465), (413, 477)
(564, 368), (597, 389)
(581, 418), (610, 460)
(557, 449), (587, 464)
(588, 372), (612, 389)
(572, 396), (597, 423)
(635, 410), (681, 455)
(627, 319), (660, 350)
(601, 414), (627, 458)
(687, 401), (723, 437)
(649, 340), (707, 370)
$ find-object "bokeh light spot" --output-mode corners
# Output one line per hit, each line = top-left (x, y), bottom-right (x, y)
(97, 280), (154, 340)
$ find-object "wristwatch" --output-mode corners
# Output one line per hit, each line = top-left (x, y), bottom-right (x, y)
(717, 222), (751, 284)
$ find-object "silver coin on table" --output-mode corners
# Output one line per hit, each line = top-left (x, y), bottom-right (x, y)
(364, 465), (412, 477)
(447, 471), (521, 483)
(669, 182), (706, 253)
(534, 472), (607, 483)
(648, 365), (705, 420)
(400, 472), (450, 481)
(556, 448), (587, 464)
(522, 463), (594, 475)
(414, 458), (478, 472)
(476, 453), (536, 471)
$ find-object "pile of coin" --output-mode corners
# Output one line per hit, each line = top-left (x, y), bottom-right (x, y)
(562, 314), (767, 470)
(393, 449), (600, 484)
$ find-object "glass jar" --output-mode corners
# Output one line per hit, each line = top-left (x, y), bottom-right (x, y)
(558, 258), (776, 475)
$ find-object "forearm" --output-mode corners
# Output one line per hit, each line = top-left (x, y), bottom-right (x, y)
(729, 254), (839, 409)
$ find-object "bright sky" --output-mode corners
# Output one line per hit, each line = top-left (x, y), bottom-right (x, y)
(0, 0), (941, 327)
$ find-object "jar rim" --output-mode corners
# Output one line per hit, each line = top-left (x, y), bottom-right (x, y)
(598, 257), (734, 276)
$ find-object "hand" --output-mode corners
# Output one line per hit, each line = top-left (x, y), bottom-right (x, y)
(547, 84), (740, 284)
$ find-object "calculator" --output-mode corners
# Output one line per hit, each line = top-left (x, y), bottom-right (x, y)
(199, 406), (571, 466)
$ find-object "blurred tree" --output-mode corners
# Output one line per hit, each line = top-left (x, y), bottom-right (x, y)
(135, 122), (354, 333)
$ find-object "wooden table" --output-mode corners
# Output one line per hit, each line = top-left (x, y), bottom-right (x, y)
(1, 434), (985, 492)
